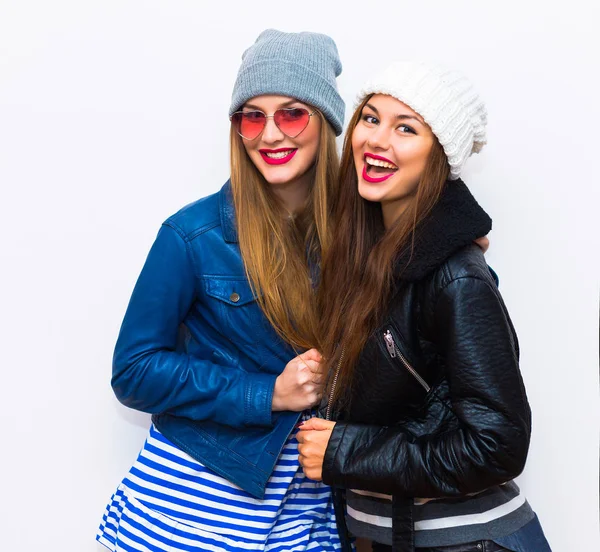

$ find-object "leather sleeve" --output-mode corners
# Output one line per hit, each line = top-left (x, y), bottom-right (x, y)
(323, 275), (531, 497)
(111, 223), (276, 428)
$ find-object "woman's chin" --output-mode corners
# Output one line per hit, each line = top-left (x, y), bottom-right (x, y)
(358, 180), (385, 203)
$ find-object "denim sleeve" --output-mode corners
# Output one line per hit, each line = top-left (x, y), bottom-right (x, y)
(111, 223), (276, 428)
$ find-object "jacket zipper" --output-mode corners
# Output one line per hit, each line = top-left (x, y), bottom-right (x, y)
(383, 329), (430, 393)
(325, 349), (345, 421)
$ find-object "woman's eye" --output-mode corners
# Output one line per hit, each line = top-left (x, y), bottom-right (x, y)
(398, 124), (416, 134)
(283, 108), (305, 120)
(362, 115), (378, 125)
(244, 111), (265, 121)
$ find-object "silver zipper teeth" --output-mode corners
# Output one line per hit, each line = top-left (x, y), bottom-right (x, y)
(326, 349), (345, 421)
(383, 329), (430, 392)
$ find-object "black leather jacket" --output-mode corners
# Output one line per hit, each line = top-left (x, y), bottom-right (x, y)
(322, 180), (531, 552)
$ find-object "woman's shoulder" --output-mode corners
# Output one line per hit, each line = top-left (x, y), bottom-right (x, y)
(163, 180), (230, 240)
(425, 244), (498, 294)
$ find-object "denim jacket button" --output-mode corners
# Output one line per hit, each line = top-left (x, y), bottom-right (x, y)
(230, 292), (240, 303)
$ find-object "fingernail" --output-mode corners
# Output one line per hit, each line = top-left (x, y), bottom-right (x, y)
(296, 421), (306, 428)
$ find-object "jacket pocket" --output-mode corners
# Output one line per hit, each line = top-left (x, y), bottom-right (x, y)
(202, 277), (265, 347)
(378, 327), (460, 438)
(381, 325), (430, 393)
(204, 277), (261, 306)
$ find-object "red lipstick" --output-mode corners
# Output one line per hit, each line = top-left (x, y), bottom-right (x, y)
(362, 152), (398, 183)
(259, 148), (297, 165)
(364, 153), (397, 165)
(362, 165), (395, 183)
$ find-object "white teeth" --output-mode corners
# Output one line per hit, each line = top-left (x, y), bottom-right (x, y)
(265, 150), (294, 159)
(365, 157), (397, 169)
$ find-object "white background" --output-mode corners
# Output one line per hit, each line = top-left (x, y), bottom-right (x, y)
(1, 1), (598, 551)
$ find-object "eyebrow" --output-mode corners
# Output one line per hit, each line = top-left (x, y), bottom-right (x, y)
(243, 99), (303, 111)
(364, 103), (425, 125)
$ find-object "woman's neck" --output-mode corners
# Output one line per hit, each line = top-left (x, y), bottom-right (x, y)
(381, 198), (411, 230)
(271, 168), (314, 216)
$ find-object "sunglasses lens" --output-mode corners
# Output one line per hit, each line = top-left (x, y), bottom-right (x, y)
(232, 111), (266, 140)
(274, 108), (310, 137)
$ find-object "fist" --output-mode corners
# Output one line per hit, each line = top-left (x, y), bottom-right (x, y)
(272, 349), (325, 412)
(296, 417), (336, 481)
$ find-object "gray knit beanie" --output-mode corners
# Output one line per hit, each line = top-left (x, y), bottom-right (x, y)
(229, 29), (345, 136)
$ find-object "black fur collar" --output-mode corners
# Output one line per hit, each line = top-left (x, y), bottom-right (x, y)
(395, 179), (492, 281)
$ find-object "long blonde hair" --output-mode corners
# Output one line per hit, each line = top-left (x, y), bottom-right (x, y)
(229, 111), (339, 350)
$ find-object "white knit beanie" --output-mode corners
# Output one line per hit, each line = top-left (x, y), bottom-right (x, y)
(357, 61), (487, 180)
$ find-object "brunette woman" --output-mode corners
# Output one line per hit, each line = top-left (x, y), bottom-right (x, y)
(297, 62), (551, 551)
(96, 29), (345, 551)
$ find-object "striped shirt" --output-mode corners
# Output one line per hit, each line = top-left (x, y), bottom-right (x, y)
(346, 481), (535, 547)
(97, 422), (342, 551)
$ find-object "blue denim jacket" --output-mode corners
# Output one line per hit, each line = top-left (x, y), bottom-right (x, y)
(111, 180), (300, 499)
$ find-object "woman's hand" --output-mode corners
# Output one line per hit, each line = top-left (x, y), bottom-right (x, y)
(272, 349), (324, 412)
(296, 417), (336, 480)
(474, 235), (490, 253)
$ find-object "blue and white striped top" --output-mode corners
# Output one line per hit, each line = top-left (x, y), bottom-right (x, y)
(97, 421), (342, 551)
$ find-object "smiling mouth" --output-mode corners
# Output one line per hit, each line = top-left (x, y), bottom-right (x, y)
(259, 148), (297, 165)
(363, 153), (398, 183)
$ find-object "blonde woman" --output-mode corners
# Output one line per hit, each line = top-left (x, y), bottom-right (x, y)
(97, 29), (345, 552)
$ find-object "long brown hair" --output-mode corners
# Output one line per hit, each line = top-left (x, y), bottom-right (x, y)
(318, 96), (450, 407)
(230, 111), (339, 350)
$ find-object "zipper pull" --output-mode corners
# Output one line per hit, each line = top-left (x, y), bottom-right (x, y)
(383, 330), (397, 358)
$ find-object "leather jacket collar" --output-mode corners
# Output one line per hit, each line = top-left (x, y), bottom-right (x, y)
(395, 179), (492, 281)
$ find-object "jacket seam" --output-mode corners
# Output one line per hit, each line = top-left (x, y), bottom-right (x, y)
(200, 274), (249, 281)
(244, 374), (252, 426)
(164, 218), (221, 242)
(184, 417), (269, 474)
(188, 220), (221, 241)
(331, 423), (350, 487)
(441, 261), (452, 284)
(163, 219), (187, 241)
(429, 274), (493, 319)
(158, 422), (270, 495)
(163, 220), (200, 297)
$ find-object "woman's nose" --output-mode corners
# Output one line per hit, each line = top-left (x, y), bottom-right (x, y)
(261, 117), (285, 143)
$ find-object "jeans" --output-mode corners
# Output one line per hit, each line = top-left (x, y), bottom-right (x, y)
(369, 514), (551, 551)
(372, 541), (511, 551)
